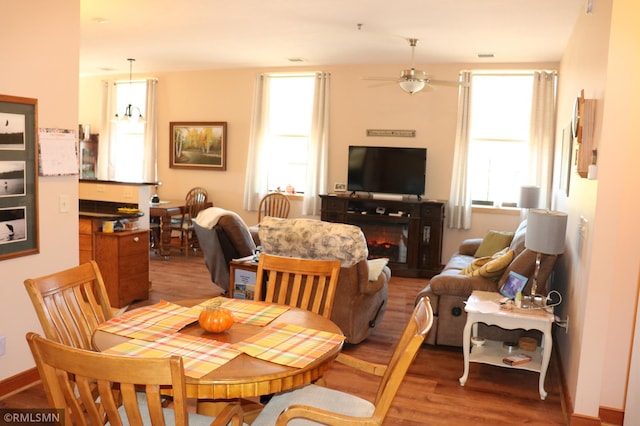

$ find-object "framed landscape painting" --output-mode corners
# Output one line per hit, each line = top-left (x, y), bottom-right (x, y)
(0, 94), (39, 261)
(170, 121), (227, 170)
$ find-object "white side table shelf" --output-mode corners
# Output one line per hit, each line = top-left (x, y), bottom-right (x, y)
(459, 290), (554, 400)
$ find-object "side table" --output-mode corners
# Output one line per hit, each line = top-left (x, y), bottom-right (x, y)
(459, 290), (554, 400)
(229, 260), (258, 299)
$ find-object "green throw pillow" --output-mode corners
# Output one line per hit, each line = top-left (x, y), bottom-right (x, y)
(474, 230), (515, 258)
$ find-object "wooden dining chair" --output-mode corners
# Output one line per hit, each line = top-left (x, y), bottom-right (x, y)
(254, 253), (341, 319)
(251, 297), (434, 426)
(171, 187), (209, 256)
(257, 192), (290, 223)
(23, 260), (116, 350)
(26, 332), (244, 426)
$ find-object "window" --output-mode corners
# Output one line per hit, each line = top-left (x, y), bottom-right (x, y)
(112, 80), (147, 182)
(468, 73), (534, 207)
(265, 75), (315, 193)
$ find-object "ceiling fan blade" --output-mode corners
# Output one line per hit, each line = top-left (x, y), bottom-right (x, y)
(429, 79), (465, 87)
(366, 81), (400, 89)
(362, 76), (400, 82)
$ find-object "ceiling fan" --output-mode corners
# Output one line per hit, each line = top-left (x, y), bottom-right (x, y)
(363, 38), (462, 95)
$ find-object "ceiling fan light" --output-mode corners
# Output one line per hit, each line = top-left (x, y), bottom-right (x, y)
(399, 79), (425, 94)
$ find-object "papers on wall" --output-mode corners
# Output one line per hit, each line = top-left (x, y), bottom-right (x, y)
(38, 128), (78, 176)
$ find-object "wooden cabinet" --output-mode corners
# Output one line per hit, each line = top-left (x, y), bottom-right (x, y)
(79, 217), (99, 265)
(320, 195), (445, 277)
(93, 229), (150, 308)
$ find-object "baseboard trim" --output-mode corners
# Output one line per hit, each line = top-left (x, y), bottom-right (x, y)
(599, 406), (624, 425)
(569, 413), (602, 426)
(0, 367), (40, 399)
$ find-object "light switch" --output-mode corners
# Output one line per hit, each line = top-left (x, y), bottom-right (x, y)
(59, 194), (70, 213)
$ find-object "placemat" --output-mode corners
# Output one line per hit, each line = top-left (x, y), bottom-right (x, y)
(231, 323), (344, 368)
(96, 300), (200, 341)
(197, 297), (289, 326)
(103, 333), (241, 378)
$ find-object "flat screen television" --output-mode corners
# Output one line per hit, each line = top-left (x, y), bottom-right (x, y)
(347, 146), (427, 197)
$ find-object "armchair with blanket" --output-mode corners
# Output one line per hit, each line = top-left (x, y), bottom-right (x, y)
(415, 219), (558, 347)
(193, 207), (256, 293)
(257, 217), (390, 344)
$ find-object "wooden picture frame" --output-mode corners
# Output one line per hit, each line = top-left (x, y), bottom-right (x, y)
(0, 94), (39, 260)
(170, 121), (227, 170)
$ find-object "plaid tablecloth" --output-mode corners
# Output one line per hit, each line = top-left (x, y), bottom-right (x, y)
(231, 323), (345, 368)
(197, 297), (290, 327)
(96, 300), (201, 341)
(103, 333), (241, 378)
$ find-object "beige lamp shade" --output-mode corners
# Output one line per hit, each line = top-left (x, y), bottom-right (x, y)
(525, 209), (568, 255)
(519, 185), (540, 209)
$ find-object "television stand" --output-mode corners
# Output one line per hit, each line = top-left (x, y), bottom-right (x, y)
(320, 194), (445, 278)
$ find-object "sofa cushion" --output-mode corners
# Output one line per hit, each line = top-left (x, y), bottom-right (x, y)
(218, 215), (256, 257)
(474, 230), (515, 257)
(460, 249), (514, 281)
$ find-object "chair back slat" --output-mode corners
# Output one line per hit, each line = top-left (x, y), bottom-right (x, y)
(24, 261), (113, 350)
(258, 193), (290, 222)
(255, 253), (341, 319)
(26, 332), (190, 426)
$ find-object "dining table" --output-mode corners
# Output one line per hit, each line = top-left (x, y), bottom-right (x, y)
(149, 200), (212, 258)
(92, 297), (344, 414)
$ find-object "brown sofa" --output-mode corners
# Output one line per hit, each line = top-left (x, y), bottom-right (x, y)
(415, 219), (557, 346)
(258, 217), (390, 344)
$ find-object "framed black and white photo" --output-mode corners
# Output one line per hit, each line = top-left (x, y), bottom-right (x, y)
(0, 94), (39, 260)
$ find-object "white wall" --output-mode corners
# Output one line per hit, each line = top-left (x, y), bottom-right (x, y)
(555, 0), (640, 420)
(79, 62), (555, 263)
(0, 1), (80, 379)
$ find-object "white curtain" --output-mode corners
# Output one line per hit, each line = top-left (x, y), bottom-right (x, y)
(447, 71), (473, 230)
(303, 72), (331, 216)
(97, 80), (115, 181)
(141, 79), (158, 183)
(243, 72), (331, 216)
(97, 78), (158, 182)
(243, 74), (271, 212)
(528, 71), (557, 209)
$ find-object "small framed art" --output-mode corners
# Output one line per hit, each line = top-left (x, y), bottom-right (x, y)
(0, 94), (39, 260)
(170, 121), (227, 170)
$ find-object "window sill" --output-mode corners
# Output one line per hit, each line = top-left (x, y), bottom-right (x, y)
(472, 206), (521, 216)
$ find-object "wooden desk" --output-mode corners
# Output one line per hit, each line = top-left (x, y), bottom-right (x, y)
(150, 200), (212, 258)
(92, 298), (343, 400)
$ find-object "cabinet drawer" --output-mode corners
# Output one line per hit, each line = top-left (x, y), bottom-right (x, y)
(79, 234), (93, 251)
(322, 197), (349, 212)
(118, 231), (149, 257)
(79, 218), (95, 234)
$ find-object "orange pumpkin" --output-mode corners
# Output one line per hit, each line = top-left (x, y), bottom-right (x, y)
(198, 302), (234, 333)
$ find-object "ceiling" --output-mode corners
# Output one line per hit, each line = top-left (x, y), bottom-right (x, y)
(80, 0), (586, 76)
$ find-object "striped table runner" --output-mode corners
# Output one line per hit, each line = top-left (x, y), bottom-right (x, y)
(197, 297), (290, 326)
(231, 323), (345, 368)
(103, 333), (241, 378)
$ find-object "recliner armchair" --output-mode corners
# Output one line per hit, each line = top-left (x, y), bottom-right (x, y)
(257, 217), (390, 344)
(193, 207), (256, 293)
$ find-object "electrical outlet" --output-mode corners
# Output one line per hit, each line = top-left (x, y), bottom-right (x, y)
(0, 335), (5, 356)
(123, 188), (134, 199)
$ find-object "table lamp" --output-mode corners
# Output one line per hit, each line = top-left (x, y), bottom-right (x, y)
(524, 209), (568, 299)
(519, 185), (540, 219)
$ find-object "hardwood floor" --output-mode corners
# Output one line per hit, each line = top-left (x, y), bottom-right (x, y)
(1, 249), (569, 425)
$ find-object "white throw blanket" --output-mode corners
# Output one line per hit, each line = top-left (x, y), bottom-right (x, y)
(194, 207), (250, 230)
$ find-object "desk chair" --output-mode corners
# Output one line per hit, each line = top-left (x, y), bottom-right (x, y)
(254, 253), (341, 319)
(252, 297), (433, 426)
(26, 332), (244, 426)
(171, 187), (209, 256)
(24, 261), (116, 350)
(257, 192), (290, 222)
